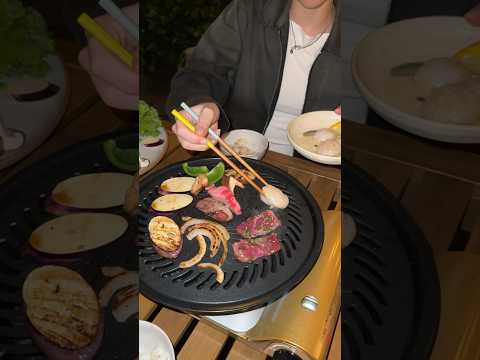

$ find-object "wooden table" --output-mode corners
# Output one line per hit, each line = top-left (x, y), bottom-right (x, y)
(343, 120), (480, 255)
(140, 135), (342, 360)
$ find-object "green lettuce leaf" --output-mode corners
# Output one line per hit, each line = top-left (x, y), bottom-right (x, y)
(0, 0), (53, 78)
(139, 100), (163, 138)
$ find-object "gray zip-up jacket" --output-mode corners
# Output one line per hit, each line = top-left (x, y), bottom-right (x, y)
(166, 0), (341, 133)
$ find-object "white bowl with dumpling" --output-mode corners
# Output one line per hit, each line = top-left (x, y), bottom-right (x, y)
(352, 16), (480, 143)
(287, 111), (341, 165)
(139, 320), (175, 360)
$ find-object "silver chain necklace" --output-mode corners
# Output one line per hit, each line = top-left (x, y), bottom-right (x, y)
(289, 16), (332, 54)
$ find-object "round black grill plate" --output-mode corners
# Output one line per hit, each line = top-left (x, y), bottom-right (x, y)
(342, 161), (440, 360)
(139, 157), (323, 315)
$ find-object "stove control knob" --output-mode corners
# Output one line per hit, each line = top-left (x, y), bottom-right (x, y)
(272, 349), (302, 360)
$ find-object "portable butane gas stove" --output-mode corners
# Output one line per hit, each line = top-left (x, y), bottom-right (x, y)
(139, 157), (341, 360)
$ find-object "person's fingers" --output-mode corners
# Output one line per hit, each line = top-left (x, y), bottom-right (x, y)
(178, 140), (209, 152)
(196, 105), (220, 137)
(465, 3), (480, 26)
(79, 45), (138, 109)
(176, 132), (209, 151)
(335, 106), (341, 115)
(90, 74), (138, 110)
(88, 37), (139, 95)
(175, 120), (208, 145)
(78, 47), (89, 70)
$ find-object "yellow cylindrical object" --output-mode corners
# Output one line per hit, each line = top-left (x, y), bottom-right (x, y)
(77, 13), (133, 67)
(171, 110), (214, 148)
(453, 40), (480, 73)
(453, 40), (480, 60)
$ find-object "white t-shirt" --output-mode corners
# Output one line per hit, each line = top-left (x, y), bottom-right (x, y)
(265, 20), (330, 156)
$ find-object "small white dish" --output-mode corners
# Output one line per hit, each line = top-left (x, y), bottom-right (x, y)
(139, 127), (168, 176)
(139, 320), (175, 360)
(288, 111), (341, 165)
(352, 16), (480, 143)
(221, 129), (268, 160)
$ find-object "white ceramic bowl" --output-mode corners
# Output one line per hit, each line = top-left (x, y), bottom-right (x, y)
(287, 111), (341, 165)
(352, 16), (480, 143)
(220, 129), (268, 160)
(139, 320), (175, 360)
(139, 127), (168, 176)
(0, 55), (67, 169)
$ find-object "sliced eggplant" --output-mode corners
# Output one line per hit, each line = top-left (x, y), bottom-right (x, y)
(23, 266), (101, 351)
(151, 194), (193, 212)
(160, 177), (196, 193)
(52, 173), (133, 209)
(29, 213), (128, 255)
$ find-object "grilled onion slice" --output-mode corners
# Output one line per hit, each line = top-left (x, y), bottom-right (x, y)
(179, 235), (207, 268)
(198, 263), (225, 284)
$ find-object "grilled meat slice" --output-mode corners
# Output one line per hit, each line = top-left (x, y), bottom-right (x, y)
(232, 233), (281, 263)
(195, 197), (234, 222)
(236, 210), (281, 238)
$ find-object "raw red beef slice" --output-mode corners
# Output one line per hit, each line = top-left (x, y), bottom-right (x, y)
(233, 234), (281, 263)
(236, 210), (281, 238)
(208, 186), (242, 215)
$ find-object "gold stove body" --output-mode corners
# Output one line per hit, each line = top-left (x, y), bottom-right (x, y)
(202, 210), (341, 360)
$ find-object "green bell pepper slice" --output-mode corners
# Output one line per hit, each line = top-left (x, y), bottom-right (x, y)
(182, 162), (209, 177)
(207, 162), (225, 185)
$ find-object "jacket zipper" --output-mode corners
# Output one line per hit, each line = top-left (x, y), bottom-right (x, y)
(262, 28), (286, 134)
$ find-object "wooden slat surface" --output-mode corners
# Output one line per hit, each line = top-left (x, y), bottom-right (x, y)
(139, 295), (157, 321)
(308, 176), (340, 210)
(352, 152), (413, 197)
(263, 151), (341, 182)
(401, 170), (473, 254)
(344, 120), (480, 185)
(287, 168), (313, 188)
(152, 308), (193, 346)
(177, 322), (228, 360)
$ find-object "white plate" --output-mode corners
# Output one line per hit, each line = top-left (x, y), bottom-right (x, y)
(352, 16), (480, 143)
(139, 320), (175, 360)
(287, 111), (341, 165)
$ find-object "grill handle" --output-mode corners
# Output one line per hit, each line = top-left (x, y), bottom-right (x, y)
(272, 349), (302, 360)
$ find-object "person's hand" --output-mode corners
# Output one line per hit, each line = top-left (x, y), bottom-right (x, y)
(78, 4), (139, 110)
(465, 3), (480, 26)
(335, 106), (341, 115)
(172, 102), (220, 151)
